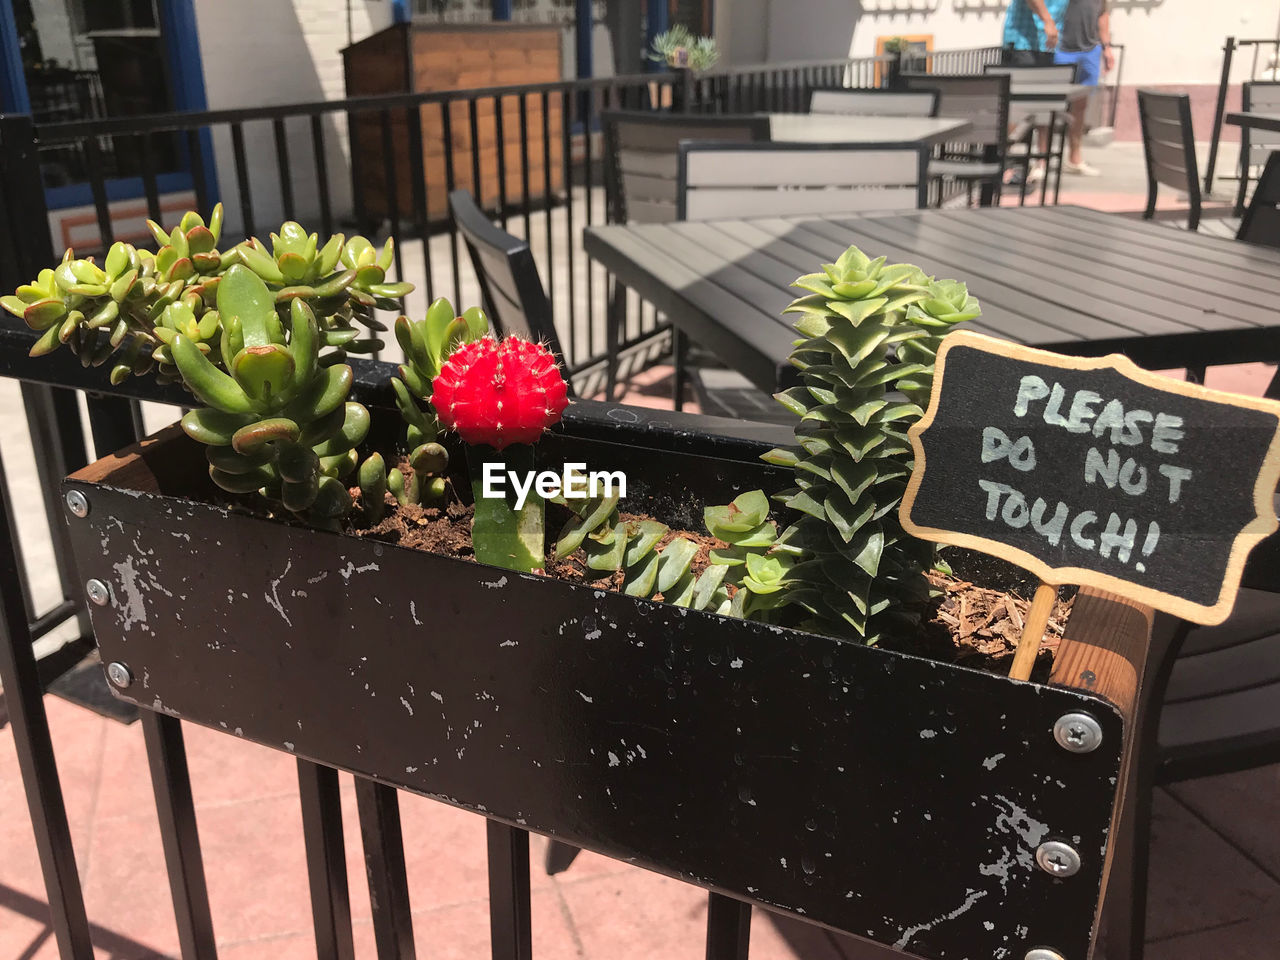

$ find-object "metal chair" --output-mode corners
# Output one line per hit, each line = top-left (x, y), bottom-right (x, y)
(601, 110), (772, 225)
(1234, 80), (1280, 214)
(672, 140), (928, 420)
(900, 72), (1026, 206)
(984, 63), (1077, 202)
(676, 140), (930, 220)
(598, 110), (773, 400)
(1236, 151), (1280, 249)
(1136, 90), (1240, 237)
(807, 87), (939, 117)
(1102, 530), (1280, 959)
(447, 188), (576, 397)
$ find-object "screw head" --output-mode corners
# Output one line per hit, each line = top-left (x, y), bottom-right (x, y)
(1025, 950), (1067, 960)
(1035, 841), (1082, 878)
(106, 661), (133, 689)
(1054, 712), (1103, 754)
(65, 489), (89, 518)
(86, 579), (110, 607)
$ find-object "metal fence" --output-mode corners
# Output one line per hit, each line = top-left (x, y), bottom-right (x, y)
(0, 47), (1008, 960)
(14, 54), (899, 397)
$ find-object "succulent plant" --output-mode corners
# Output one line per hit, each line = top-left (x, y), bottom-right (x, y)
(176, 264), (370, 526)
(649, 25), (720, 71)
(738, 246), (981, 641)
(429, 335), (571, 573)
(552, 492), (732, 609)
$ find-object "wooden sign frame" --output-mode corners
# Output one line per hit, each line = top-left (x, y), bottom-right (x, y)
(900, 331), (1280, 625)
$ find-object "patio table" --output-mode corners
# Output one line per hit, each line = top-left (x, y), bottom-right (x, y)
(1225, 111), (1280, 136)
(583, 205), (1280, 397)
(767, 112), (973, 145)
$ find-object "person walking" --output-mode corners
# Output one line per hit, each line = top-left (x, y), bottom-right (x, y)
(1052, 0), (1115, 176)
(1002, 0), (1065, 66)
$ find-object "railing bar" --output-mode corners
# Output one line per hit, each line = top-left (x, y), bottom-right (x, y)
(297, 761), (356, 960)
(185, 128), (210, 215)
(541, 90), (555, 337)
(405, 104), (434, 303)
(137, 133), (163, 225)
(705, 893), (752, 960)
(230, 121), (255, 239)
(84, 138), (115, 248)
(380, 110), (405, 317)
(0, 464), (94, 959)
(272, 118), (295, 222)
(486, 821), (532, 960)
(0, 436), (39, 626)
(583, 86), (596, 362)
(310, 114), (334, 238)
(141, 712), (220, 960)
(561, 88), (577, 366)
(468, 98), (483, 215)
(518, 92), (532, 246)
(20, 382), (89, 635)
(355, 778), (416, 960)
(348, 109), (368, 237)
(439, 102), (463, 306)
(495, 94), (510, 230)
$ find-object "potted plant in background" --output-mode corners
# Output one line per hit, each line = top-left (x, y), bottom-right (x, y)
(5, 207), (1141, 960)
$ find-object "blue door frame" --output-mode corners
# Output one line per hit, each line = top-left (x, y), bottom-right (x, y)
(0, 0), (216, 213)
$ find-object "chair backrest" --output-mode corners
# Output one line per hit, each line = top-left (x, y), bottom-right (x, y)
(676, 140), (929, 221)
(1237, 151), (1280, 249)
(601, 110), (772, 225)
(1242, 81), (1280, 168)
(807, 87), (939, 117)
(900, 73), (1010, 148)
(1136, 89), (1201, 224)
(447, 189), (574, 394)
(983, 64), (1079, 84)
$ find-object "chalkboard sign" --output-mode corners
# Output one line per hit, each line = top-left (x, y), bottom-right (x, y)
(900, 331), (1280, 624)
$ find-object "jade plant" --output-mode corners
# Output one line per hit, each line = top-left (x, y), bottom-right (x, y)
(3, 205), (404, 524)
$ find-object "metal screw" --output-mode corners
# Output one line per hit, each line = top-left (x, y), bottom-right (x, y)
(1025, 950), (1067, 960)
(106, 661), (133, 689)
(1035, 841), (1082, 878)
(1054, 712), (1103, 754)
(65, 489), (89, 518)
(86, 579), (110, 607)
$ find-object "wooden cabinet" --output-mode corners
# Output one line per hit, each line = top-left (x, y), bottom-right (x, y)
(343, 22), (565, 223)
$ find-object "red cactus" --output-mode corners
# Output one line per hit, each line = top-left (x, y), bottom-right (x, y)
(431, 336), (569, 450)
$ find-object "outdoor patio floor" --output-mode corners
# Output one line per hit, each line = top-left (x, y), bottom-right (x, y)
(3, 140), (1278, 960)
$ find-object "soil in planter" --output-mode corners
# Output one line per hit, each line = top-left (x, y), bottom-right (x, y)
(353, 485), (1072, 681)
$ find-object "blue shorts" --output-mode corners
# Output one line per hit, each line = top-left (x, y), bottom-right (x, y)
(1053, 45), (1102, 86)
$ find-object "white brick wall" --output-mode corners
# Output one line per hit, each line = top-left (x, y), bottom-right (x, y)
(192, 0), (395, 236)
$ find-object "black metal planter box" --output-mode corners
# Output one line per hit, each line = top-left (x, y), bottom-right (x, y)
(64, 415), (1137, 960)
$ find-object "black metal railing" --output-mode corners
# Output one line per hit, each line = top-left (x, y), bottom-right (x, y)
(11, 55), (895, 396)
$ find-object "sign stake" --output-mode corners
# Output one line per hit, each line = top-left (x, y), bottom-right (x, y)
(1009, 582), (1058, 681)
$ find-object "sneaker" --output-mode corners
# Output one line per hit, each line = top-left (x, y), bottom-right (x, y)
(1064, 160), (1101, 177)
(1026, 164), (1046, 184)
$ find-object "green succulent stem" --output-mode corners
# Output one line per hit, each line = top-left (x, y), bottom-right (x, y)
(469, 446), (544, 574)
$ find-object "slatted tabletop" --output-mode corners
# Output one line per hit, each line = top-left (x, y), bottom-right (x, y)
(1226, 111), (1280, 135)
(583, 205), (1280, 394)
(767, 113), (973, 145)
